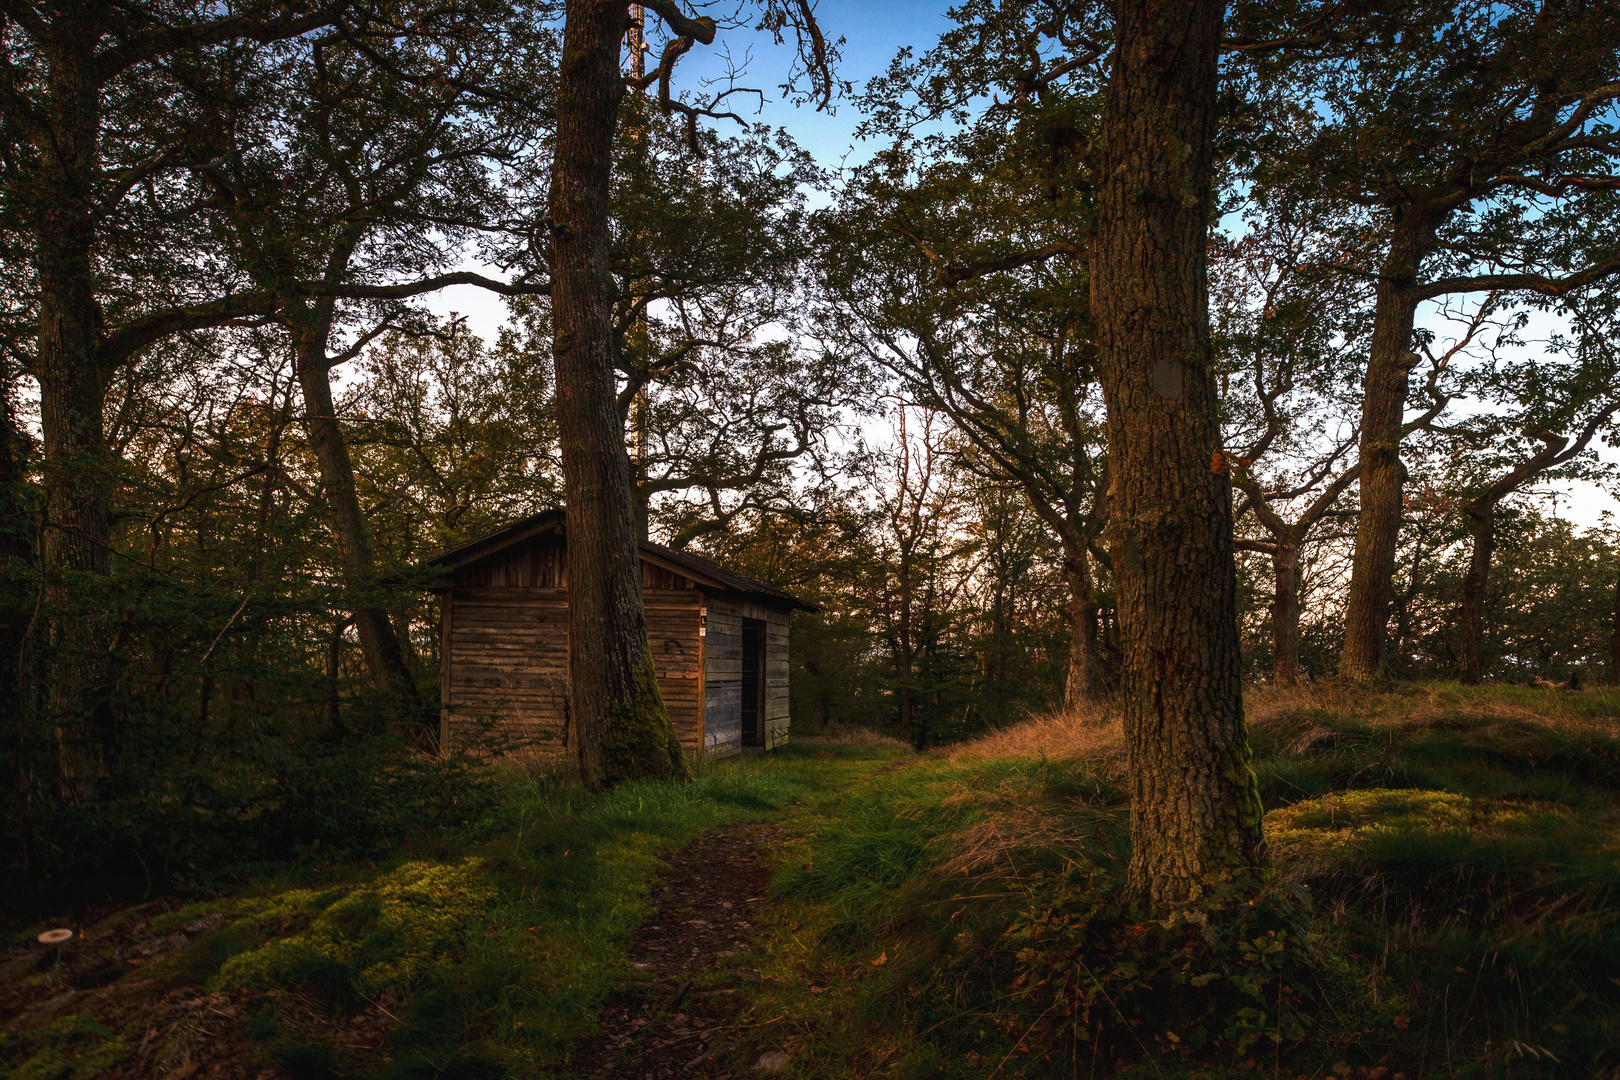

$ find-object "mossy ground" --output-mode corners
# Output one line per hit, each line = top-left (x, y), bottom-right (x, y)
(5, 684), (1619, 1079)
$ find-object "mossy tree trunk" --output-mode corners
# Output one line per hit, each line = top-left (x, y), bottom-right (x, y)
(1088, 0), (1263, 904)
(551, 0), (689, 789)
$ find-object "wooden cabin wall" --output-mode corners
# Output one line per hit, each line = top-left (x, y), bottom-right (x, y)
(442, 535), (706, 758)
(702, 598), (792, 755)
(703, 601), (743, 756)
(643, 590), (704, 752)
(764, 608), (791, 750)
(442, 585), (570, 753)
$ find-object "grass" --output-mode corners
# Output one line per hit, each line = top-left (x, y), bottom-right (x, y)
(5, 683), (1619, 1079)
(2, 742), (908, 1079)
(724, 683), (1620, 1079)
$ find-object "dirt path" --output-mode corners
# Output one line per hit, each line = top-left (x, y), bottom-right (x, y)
(573, 822), (801, 1079)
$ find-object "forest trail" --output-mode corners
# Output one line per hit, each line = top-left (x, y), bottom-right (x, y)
(574, 755), (923, 1078)
(574, 823), (793, 1078)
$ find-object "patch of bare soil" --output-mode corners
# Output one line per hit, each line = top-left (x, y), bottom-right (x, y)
(0, 902), (397, 1078)
(572, 823), (803, 1079)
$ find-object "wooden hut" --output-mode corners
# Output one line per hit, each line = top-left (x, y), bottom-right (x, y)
(426, 510), (816, 759)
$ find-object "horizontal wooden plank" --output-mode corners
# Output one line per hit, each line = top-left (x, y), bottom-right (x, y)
(450, 635), (567, 648)
(451, 677), (564, 691)
(452, 664), (566, 679)
(453, 587), (569, 602)
(452, 633), (566, 646)
(452, 611), (566, 623)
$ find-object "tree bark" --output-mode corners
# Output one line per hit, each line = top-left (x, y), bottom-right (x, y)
(1339, 215), (1433, 680)
(33, 25), (116, 793)
(1271, 541), (1301, 687)
(551, 0), (688, 789)
(1063, 544), (1100, 708)
(1089, 0), (1263, 904)
(288, 310), (426, 727)
(1457, 506), (1494, 684)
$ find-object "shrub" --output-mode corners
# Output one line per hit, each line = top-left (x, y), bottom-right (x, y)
(1000, 872), (1318, 1061)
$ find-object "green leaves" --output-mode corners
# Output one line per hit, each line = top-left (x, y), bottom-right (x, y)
(1003, 871), (1319, 1055)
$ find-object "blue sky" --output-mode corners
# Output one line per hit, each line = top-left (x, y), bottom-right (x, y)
(425, 0), (951, 337)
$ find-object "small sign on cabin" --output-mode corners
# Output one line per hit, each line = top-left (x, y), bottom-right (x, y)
(425, 511), (816, 760)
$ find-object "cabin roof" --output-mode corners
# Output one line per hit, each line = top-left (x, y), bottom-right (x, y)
(426, 509), (819, 612)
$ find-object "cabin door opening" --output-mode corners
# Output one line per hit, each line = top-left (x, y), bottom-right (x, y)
(740, 617), (766, 748)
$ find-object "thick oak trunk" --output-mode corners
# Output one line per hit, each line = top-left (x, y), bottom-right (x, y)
(289, 314), (425, 728)
(551, 0), (687, 789)
(1271, 542), (1301, 687)
(1339, 217), (1431, 680)
(1089, 0), (1263, 903)
(1063, 545), (1101, 707)
(1457, 506), (1495, 684)
(35, 30), (115, 792)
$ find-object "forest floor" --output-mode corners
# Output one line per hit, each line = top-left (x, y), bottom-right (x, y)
(4, 682), (1620, 1080)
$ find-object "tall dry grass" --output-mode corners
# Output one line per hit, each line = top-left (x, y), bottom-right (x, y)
(794, 722), (911, 747)
(1245, 680), (1620, 743)
(941, 680), (1620, 780)
(946, 699), (1126, 774)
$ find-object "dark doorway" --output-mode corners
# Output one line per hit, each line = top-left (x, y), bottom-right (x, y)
(740, 618), (765, 747)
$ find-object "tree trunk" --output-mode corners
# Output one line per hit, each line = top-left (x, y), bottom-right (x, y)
(3, 365), (40, 874)
(1088, 0), (1263, 904)
(289, 313), (425, 728)
(1339, 215), (1432, 680)
(1457, 504), (1495, 684)
(1063, 545), (1101, 707)
(1271, 541), (1301, 687)
(551, 0), (688, 789)
(897, 563), (916, 743)
(26, 23), (116, 794)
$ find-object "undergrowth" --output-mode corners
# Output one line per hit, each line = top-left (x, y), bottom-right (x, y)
(736, 683), (1620, 1079)
(1, 744), (898, 1080)
(7, 683), (1619, 1080)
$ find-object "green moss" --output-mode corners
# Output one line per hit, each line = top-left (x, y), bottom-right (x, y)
(1264, 788), (1573, 865)
(597, 652), (692, 788)
(0, 1015), (126, 1080)
(212, 859), (499, 1000)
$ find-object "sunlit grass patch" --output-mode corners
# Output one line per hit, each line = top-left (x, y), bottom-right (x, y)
(1267, 788), (1569, 855)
